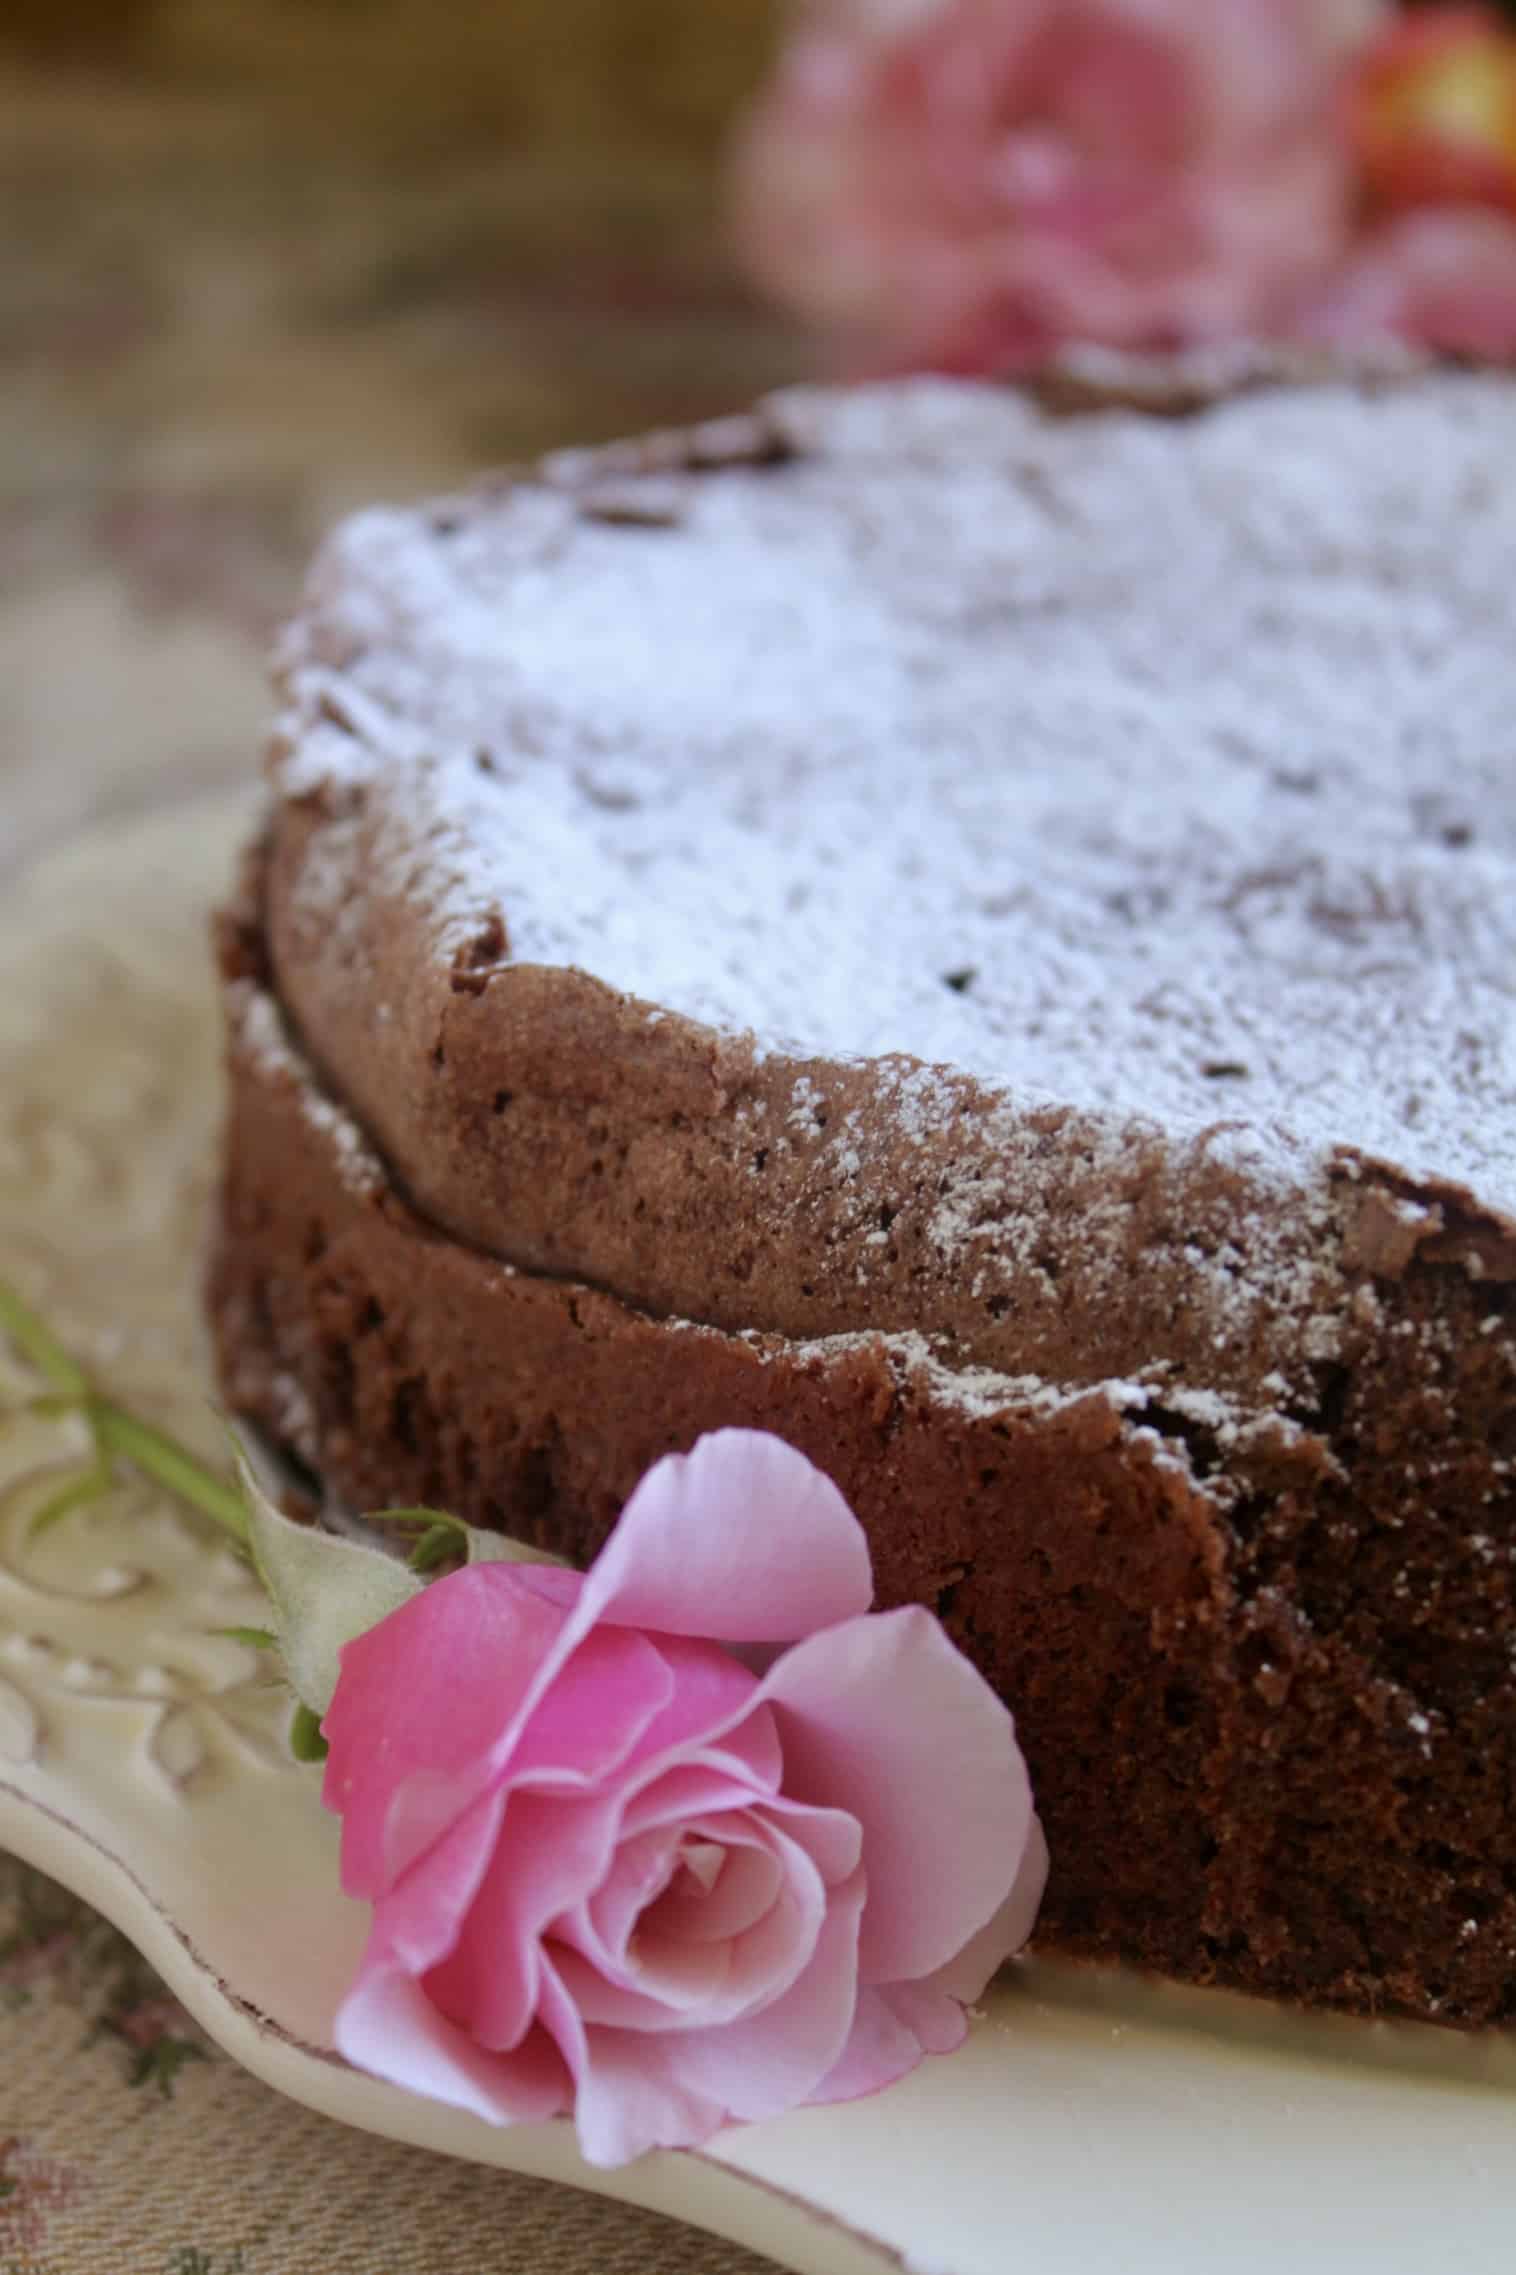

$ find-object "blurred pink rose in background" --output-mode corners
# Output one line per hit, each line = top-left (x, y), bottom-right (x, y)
(1306, 205), (1516, 357)
(733, 0), (1387, 373)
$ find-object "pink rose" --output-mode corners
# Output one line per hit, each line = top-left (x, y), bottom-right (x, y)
(732, 0), (1381, 373)
(322, 1431), (1045, 2167)
(1304, 205), (1516, 360)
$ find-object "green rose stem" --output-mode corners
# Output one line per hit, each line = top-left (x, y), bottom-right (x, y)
(0, 1275), (89, 1400)
(0, 1277), (463, 1772)
(0, 1275), (248, 1547)
(93, 1404), (249, 1544)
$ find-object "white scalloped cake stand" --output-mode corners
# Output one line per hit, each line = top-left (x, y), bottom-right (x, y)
(1, 795), (1513, 2275)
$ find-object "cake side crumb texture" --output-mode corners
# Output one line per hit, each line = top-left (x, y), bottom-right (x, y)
(209, 974), (1516, 2028)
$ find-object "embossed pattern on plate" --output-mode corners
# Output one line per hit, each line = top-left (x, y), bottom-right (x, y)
(0, 798), (1512, 2275)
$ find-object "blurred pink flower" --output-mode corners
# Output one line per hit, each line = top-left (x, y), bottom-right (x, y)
(323, 1430), (1045, 2167)
(733, 0), (1386, 373)
(1305, 205), (1516, 358)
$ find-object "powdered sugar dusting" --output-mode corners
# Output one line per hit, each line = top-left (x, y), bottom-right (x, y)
(228, 980), (385, 1197)
(276, 374), (1516, 1224)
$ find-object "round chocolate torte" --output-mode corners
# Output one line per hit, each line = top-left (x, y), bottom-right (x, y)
(210, 365), (1516, 2027)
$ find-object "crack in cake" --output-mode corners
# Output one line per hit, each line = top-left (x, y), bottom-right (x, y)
(210, 367), (1516, 2026)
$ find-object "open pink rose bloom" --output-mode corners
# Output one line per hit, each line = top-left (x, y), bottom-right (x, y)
(321, 1431), (1046, 2167)
(733, 0), (1516, 368)
(733, 0), (1378, 372)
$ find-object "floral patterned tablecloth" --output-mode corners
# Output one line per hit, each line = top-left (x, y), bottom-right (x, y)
(0, 1856), (783, 2275)
(0, 58), (804, 2273)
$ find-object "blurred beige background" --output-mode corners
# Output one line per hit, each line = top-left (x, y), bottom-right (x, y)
(6, 0), (780, 158)
(0, 0), (805, 860)
(1, 18), (800, 2266)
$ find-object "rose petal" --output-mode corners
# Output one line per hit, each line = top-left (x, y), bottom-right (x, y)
(422, 1786), (625, 2052)
(575, 1430), (873, 1644)
(818, 1816), (1048, 2069)
(564, 2030), (732, 2167)
(663, 1864), (870, 2124)
(758, 1792), (866, 1890)
(535, 1955), (731, 2167)
(547, 1944), (722, 2037)
(806, 1981), (938, 2107)
(503, 1625), (678, 1792)
(608, 1632), (765, 1779)
(363, 1597), (672, 1893)
(760, 1604), (1036, 1982)
(681, 1840), (725, 1892)
(322, 1569), (572, 1895)
(873, 1977), (970, 2057)
(571, 1796), (850, 1976)
(921, 1810), (1050, 2003)
(369, 1786), (507, 1975)
(553, 1811), (831, 2033)
(335, 1935), (570, 2127)
(639, 1834), (784, 1947)
(617, 1751), (780, 1841)
(582, 1823), (688, 1968)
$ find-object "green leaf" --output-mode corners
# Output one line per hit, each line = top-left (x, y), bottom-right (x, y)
(235, 1442), (422, 1715)
(214, 1625), (279, 1652)
(288, 1702), (330, 1763)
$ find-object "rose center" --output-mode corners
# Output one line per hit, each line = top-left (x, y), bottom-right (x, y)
(633, 1831), (786, 1955)
(638, 1838), (727, 1943)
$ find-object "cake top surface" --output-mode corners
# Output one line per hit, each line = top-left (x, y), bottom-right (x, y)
(278, 372), (1516, 1224)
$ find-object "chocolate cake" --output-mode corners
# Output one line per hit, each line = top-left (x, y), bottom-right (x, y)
(210, 366), (1516, 2028)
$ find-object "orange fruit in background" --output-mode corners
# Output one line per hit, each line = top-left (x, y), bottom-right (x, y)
(1349, 3), (1516, 213)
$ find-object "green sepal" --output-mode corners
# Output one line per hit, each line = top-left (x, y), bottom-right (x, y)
(367, 1505), (468, 1572)
(233, 1443), (423, 1719)
(289, 1702), (330, 1763)
(409, 1522), (464, 1574)
(367, 1503), (570, 1573)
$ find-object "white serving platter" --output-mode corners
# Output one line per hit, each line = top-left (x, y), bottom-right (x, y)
(0, 797), (1511, 2275)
